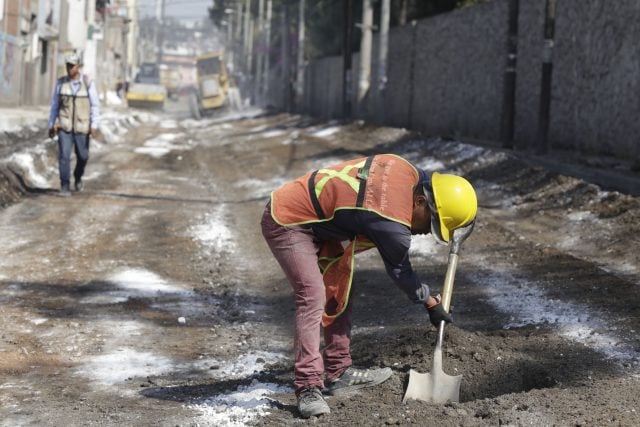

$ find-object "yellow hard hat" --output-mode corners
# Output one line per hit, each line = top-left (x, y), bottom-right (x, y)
(428, 172), (478, 244)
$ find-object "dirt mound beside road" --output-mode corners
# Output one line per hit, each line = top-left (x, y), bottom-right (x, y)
(0, 109), (160, 207)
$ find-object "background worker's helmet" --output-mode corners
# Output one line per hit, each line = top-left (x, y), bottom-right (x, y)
(65, 53), (81, 65)
(424, 172), (477, 244)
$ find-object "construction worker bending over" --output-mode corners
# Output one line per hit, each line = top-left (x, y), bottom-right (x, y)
(261, 153), (477, 418)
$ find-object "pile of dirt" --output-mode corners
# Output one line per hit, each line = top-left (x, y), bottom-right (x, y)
(0, 165), (27, 208)
(0, 109), (161, 208)
(0, 123), (50, 206)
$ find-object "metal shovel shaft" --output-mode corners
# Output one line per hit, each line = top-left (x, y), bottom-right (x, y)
(441, 252), (458, 313)
(403, 222), (475, 404)
(430, 322), (446, 381)
(402, 253), (462, 404)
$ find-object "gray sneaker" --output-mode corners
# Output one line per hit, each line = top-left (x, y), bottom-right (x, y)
(326, 367), (393, 396)
(74, 179), (84, 192)
(59, 186), (71, 197)
(297, 387), (330, 418)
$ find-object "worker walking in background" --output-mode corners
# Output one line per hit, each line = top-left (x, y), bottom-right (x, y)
(48, 53), (100, 196)
(261, 153), (477, 418)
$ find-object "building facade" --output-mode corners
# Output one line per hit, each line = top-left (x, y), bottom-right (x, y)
(0, 0), (136, 107)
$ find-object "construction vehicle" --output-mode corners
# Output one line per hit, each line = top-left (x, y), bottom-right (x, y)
(159, 65), (181, 100)
(189, 52), (230, 119)
(126, 63), (167, 110)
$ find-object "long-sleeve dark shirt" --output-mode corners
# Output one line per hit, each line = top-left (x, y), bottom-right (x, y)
(309, 209), (430, 304)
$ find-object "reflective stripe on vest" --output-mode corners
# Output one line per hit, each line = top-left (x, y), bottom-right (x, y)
(308, 157), (372, 219)
(319, 235), (376, 327)
(271, 154), (419, 227)
(315, 159), (366, 196)
(270, 154), (420, 326)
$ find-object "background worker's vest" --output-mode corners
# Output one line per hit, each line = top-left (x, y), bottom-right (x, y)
(58, 76), (92, 134)
(271, 154), (420, 326)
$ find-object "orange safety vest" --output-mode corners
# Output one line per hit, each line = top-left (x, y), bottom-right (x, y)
(270, 154), (420, 326)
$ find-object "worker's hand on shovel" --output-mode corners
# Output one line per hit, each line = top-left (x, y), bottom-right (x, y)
(425, 294), (452, 328)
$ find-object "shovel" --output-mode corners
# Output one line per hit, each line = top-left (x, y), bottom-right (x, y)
(403, 221), (475, 404)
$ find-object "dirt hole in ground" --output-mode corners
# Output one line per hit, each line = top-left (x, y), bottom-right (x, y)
(349, 322), (615, 404)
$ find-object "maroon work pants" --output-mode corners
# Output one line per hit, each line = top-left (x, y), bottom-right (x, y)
(261, 204), (352, 392)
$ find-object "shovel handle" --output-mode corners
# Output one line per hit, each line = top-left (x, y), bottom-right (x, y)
(441, 221), (475, 312)
(441, 253), (458, 313)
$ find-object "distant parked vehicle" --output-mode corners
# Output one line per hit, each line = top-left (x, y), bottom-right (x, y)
(189, 52), (230, 119)
(126, 63), (167, 110)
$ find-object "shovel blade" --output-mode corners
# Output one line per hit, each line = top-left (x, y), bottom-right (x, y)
(403, 368), (462, 404)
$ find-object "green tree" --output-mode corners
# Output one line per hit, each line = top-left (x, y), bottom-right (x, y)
(208, 0), (235, 26)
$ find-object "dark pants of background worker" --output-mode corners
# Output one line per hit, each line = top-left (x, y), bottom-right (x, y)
(58, 130), (89, 188)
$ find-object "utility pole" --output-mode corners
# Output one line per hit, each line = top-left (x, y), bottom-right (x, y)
(262, 0), (272, 104)
(399, 0), (408, 26)
(282, 2), (291, 112)
(234, 1), (242, 74)
(84, 0), (98, 80)
(235, 2), (243, 40)
(357, 0), (373, 105)
(156, 0), (165, 64)
(501, 0), (519, 149)
(295, 0), (305, 112)
(1, 0), (7, 40)
(407, 20), (417, 129)
(536, 0), (556, 154)
(243, 0), (251, 68)
(153, 0), (160, 61)
(123, 20), (129, 92)
(248, 16), (254, 81)
(224, 6), (234, 77)
(377, 0), (390, 123)
(254, 0), (264, 104)
(342, 0), (353, 118)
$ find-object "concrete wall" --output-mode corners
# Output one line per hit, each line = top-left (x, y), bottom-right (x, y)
(1, 0), (61, 108)
(295, 0), (511, 142)
(549, 0), (640, 158)
(275, 0), (640, 162)
(0, 32), (23, 106)
(304, 55), (343, 119)
(513, 0), (545, 150)
(409, 0), (507, 140)
(384, 23), (416, 128)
